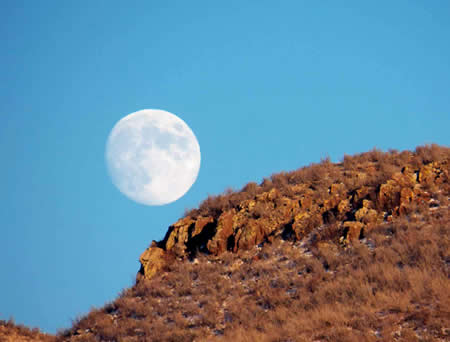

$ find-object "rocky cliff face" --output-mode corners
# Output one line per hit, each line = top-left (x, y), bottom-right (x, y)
(138, 145), (449, 280)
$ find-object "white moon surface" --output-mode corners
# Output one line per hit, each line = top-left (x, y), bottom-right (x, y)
(105, 109), (201, 206)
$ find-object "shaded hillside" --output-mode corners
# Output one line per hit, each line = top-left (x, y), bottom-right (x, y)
(57, 144), (449, 342)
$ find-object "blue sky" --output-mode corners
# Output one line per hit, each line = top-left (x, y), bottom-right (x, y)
(1, 1), (449, 333)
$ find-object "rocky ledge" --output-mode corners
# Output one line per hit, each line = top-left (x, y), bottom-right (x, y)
(138, 146), (449, 280)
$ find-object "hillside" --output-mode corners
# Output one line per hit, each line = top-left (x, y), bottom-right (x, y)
(3, 144), (449, 341)
(0, 319), (55, 342)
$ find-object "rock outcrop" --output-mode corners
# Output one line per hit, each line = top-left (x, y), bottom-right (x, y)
(138, 146), (449, 280)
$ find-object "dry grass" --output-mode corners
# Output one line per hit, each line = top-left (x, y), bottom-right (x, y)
(4, 144), (449, 342)
(0, 319), (56, 342)
(57, 144), (449, 341)
(185, 144), (449, 220)
(59, 207), (449, 341)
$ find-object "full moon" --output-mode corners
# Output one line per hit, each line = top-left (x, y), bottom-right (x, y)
(105, 109), (201, 206)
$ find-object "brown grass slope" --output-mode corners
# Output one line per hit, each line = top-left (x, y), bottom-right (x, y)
(136, 145), (449, 282)
(5, 145), (449, 341)
(0, 319), (56, 342)
(58, 144), (449, 341)
(63, 212), (448, 341)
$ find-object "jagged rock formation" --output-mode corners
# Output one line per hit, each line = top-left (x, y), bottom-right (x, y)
(138, 145), (449, 280)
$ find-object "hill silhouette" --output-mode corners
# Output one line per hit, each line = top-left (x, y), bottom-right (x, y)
(2, 144), (449, 341)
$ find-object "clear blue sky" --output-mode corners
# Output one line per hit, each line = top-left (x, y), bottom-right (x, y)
(1, 1), (449, 333)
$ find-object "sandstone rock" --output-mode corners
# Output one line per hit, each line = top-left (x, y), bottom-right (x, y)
(377, 165), (438, 216)
(139, 246), (167, 279)
(378, 180), (401, 212)
(273, 196), (300, 223)
(362, 199), (373, 209)
(207, 209), (236, 255)
(238, 199), (257, 211)
(353, 186), (372, 205)
(401, 166), (418, 181)
(323, 195), (341, 212)
(232, 198), (294, 251)
(165, 217), (195, 254)
(235, 220), (262, 251)
(337, 199), (351, 215)
(292, 211), (322, 240)
(299, 194), (313, 209)
(192, 216), (214, 238)
(343, 221), (365, 242)
(292, 212), (310, 236)
(355, 206), (379, 226)
(418, 162), (438, 184)
(251, 201), (275, 221)
(256, 188), (279, 202)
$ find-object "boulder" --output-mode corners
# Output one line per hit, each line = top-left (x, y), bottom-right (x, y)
(292, 210), (322, 240)
(343, 221), (365, 242)
(418, 162), (438, 184)
(355, 202), (379, 226)
(207, 209), (235, 255)
(234, 220), (261, 251)
(337, 198), (351, 215)
(165, 217), (195, 255)
(378, 180), (401, 213)
(138, 246), (167, 280)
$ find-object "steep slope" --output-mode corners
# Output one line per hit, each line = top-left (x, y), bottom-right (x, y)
(57, 144), (449, 342)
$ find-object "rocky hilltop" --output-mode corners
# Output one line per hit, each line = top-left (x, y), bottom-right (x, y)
(3, 144), (449, 341)
(139, 145), (448, 280)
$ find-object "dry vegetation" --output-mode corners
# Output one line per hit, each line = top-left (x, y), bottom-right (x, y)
(0, 319), (56, 342)
(59, 208), (449, 341)
(4, 145), (449, 341)
(186, 144), (448, 221)
(58, 144), (449, 342)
